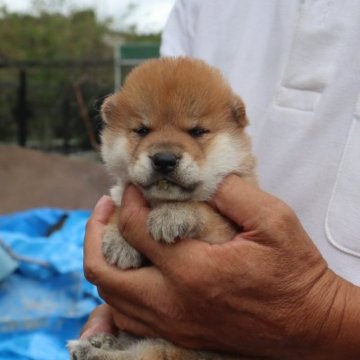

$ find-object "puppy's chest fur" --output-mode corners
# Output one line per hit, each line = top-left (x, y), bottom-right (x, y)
(69, 57), (257, 360)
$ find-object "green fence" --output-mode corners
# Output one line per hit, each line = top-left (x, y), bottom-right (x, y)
(114, 42), (160, 90)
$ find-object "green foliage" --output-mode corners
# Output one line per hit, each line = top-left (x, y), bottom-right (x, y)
(0, 4), (112, 60)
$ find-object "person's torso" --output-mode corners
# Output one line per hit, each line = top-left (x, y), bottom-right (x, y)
(161, 0), (360, 285)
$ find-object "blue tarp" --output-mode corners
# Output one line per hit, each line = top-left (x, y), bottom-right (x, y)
(0, 208), (102, 360)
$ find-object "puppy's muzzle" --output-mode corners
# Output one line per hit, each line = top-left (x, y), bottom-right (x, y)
(151, 152), (180, 174)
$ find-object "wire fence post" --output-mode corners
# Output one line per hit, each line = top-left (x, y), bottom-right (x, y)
(62, 87), (71, 154)
(14, 69), (28, 147)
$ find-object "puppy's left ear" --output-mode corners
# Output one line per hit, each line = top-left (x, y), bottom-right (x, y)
(101, 94), (116, 124)
(231, 95), (248, 128)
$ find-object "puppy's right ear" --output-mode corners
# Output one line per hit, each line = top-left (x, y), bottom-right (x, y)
(101, 94), (116, 124)
(231, 94), (248, 128)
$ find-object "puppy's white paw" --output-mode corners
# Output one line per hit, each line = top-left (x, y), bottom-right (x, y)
(68, 339), (94, 360)
(147, 205), (200, 244)
(102, 224), (143, 269)
(68, 334), (122, 360)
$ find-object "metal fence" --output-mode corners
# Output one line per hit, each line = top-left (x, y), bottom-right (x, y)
(0, 44), (160, 154)
(0, 59), (113, 153)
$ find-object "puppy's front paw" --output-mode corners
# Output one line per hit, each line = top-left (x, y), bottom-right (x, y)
(102, 224), (143, 269)
(147, 205), (200, 244)
(68, 334), (122, 360)
(68, 339), (97, 360)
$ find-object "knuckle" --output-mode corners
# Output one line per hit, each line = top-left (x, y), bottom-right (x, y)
(276, 202), (296, 223)
(265, 199), (297, 228)
(175, 267), (202, 293)
(161, 304), (184, 323)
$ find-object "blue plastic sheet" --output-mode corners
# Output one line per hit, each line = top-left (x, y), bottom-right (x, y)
(0, 208), (102, 360)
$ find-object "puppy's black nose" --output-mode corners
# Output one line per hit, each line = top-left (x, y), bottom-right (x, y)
(152, 152), (178, 173)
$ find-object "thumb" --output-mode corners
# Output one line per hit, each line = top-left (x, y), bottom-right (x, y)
(212, 175), (278, 230)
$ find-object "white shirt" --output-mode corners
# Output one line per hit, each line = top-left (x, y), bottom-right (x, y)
(161, 0), (360, 285)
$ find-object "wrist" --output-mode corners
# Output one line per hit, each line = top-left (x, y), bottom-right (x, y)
(307, 271), (360, 359)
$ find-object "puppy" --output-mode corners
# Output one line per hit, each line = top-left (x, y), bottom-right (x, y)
(69, 57), (257, 360)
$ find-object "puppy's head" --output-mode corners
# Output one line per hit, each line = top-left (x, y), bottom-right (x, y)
(101, 57), (255, 201)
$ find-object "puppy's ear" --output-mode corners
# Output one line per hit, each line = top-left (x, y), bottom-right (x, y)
(101, 94), (116, 124)
(231, 95), (248, 128)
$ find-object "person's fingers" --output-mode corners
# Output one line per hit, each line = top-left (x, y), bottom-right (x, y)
(90, 195), (115, 226)
(98, 286), (155, 323)
(98, 276), (179, 333)
(83, 196), (115, 286)
(97, 293), (158, 337)
(84, 195), (115, 260)
(96, 264), (173, 307)
(80, 304), (117, 339)
(109, 306), (158, 338)
(82, 196), (180, 306)
(118, 185), (187, 267)
(122, 184), (149, 208)
(118, 185), (160, 263)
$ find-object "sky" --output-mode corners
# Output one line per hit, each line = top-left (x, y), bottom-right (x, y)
(0, 0), (176, 34)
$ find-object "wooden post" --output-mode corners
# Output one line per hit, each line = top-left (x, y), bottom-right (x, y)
(73, 82), (99, 151)
(62, 87), (71, 154)
(15, 69), (28, 147)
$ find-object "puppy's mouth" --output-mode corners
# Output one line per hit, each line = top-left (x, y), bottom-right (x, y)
(139, 175), (199, 193)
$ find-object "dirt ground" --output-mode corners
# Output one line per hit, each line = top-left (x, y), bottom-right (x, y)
(0, 145), (112, 214)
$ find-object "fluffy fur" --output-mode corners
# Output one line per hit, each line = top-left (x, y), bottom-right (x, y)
(69, 57), (257, 360)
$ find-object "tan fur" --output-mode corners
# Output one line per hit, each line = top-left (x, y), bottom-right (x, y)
(69, 57), (257, 360)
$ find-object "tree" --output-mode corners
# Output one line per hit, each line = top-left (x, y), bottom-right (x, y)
(0, 4), (113, 148)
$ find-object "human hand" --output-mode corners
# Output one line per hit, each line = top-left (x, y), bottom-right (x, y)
(79, 197), (118, 341)
(80, 304), (117, 340)
(83, 176), (360, 359)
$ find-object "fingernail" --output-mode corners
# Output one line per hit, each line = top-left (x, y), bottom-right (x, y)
(80, 318), (102, 339)
(92, 196), (115, 223)
(95, 195), (112, 208)
(93, 195), (114, 214)
(80, 317), (114, 340)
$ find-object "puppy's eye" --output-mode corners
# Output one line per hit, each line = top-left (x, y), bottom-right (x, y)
(188, 127), (209, 138)
(133, 126), (151, 137)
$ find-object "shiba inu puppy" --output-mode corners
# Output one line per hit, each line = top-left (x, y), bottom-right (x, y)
(69, 57), (257, 360)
